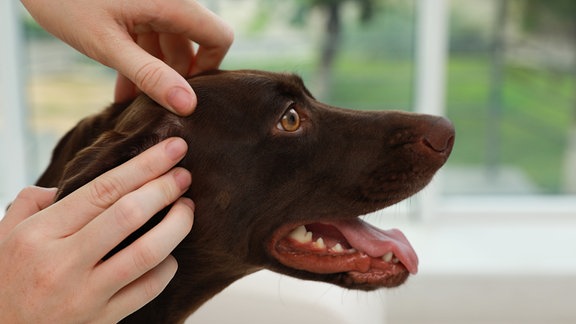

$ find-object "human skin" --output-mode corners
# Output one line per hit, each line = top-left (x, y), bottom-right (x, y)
(3, 1), (233, 320)
(20, 0), (234, 115)
(0, 138), (194, 323)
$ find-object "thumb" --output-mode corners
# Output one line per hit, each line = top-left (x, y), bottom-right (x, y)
(1, 187), (57, 237)
(107, 40), (197, 116)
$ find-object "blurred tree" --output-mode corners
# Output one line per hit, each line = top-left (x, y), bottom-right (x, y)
(519, 0), (576, 193)
(291, 0), (380, 99)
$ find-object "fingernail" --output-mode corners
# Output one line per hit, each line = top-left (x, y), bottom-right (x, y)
(167, 87), (194, 115)
(173, 168), (192, 191)
(165, 138), (188, 161)
(178, 197), (195, 229)
(180, 197), (195, 211)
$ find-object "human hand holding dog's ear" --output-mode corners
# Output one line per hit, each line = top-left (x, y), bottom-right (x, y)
(0, 138), (194, 323)
(20, 0), (234, 115)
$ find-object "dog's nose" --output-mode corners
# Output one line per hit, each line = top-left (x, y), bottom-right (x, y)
(422, 116), (455, 153)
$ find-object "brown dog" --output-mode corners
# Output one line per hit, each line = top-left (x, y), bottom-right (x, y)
(36, 70), (454, 323)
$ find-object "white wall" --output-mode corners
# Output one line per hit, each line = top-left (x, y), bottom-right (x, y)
(0, 1), (28, 207)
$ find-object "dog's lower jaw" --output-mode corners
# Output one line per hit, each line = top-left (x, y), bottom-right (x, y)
(267, 218), (417, 289)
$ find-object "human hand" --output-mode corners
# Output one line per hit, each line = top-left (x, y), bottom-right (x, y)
(0, 138), (194, 323)
(21, 0), (234, 115)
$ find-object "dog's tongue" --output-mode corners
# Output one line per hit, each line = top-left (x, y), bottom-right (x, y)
(331, 219), (419, 274)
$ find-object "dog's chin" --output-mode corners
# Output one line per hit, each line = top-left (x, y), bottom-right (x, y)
(267, 217), (418, 289)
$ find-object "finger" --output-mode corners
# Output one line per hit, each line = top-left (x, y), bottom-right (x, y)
(94, 198), (194, 295)
(41, 137), (188, 236)
(103, 255), (178, 323)
(74, 168), (191, 263)
(105, 34), (197, 115)
(113, 34), (193, 105)
(137, 32), (163, 60)
(150, 1), (234, 75)
(114, 32), (163, 103)
(159, 33), (194, 77)
(190, 44), (229, 76)
(0, 187), (57, 237)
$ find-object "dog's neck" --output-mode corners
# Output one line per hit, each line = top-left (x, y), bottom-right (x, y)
(121, 249), (257, 324)
(120, 206), (262, 324)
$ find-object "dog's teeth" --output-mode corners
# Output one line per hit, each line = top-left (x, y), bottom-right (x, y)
(382, 252), (394, 262)
(289, 225), (313, 243)
(313, 237), (326, 249)
(392, 257), (400, 264)
(330, 243), (344, 253)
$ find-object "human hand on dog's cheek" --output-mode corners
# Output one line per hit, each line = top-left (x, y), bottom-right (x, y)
(0, 138), (194, 323)
(20, 0), (234, 116)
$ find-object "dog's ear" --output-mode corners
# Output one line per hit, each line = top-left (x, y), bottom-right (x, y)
(36, 118), (99, 188)
(36, 102), (131, 188)
(36, 98), (174, 202)
(55, 130), (161, 201)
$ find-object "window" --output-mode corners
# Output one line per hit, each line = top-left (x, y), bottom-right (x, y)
(446, 0), (576, 197)
(6, 0), (573, 209)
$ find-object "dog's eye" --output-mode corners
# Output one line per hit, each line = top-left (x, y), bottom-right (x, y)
(277, 108), (301, 132)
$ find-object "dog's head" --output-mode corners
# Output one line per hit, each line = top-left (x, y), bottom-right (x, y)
(43, 70), (454, 317)
(178, 70), (453, 289)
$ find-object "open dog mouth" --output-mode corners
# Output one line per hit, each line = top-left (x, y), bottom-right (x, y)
(270, 218), (418, 288)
